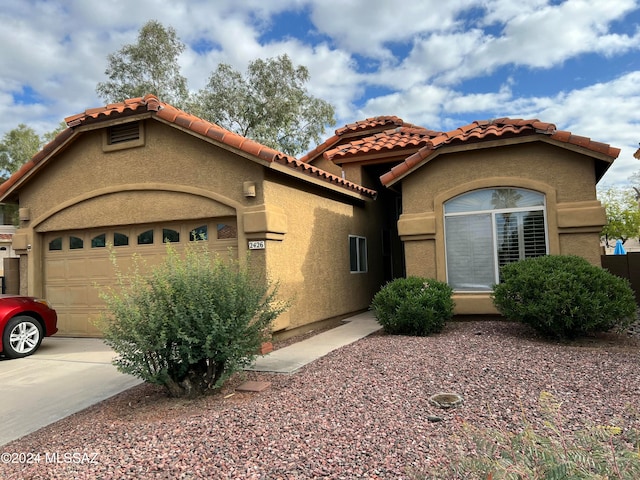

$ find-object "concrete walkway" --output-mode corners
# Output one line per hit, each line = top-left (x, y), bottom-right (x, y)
(0, 337), (142, 446)
(248, 310), (381, 373)
(0, 310), (380, 447)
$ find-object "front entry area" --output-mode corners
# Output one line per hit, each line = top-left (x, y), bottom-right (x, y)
(43, 218), (238, 336)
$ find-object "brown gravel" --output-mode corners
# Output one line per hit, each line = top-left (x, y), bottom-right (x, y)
(1, 320), (639, 479)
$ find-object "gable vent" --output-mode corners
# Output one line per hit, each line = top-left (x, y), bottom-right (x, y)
(108, 122), (140, 144)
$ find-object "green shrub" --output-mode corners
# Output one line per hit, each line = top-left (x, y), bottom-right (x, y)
(492, 255), (636, 339)
(414, 392), (640, 480)
(98, 245), (288, 398)
(370, 277), (454, 336)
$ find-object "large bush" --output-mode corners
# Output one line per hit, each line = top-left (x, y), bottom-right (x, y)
(370, 277), (454, 336)
(492, 255), (636, 339)
(98, 245), (288, 398)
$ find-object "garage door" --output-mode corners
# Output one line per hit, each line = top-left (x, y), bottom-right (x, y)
(43, 218), (238, 336)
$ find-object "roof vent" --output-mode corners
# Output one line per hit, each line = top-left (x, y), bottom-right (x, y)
(108, 122), (140, 145)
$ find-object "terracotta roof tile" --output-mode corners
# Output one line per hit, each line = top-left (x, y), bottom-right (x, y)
(273, 155), (376, 196)
(380, 117), (620, 186)
(335, 116), (410, 135)
(324, 126), (443, 163)
(300, 116), (428, 164)
(298, 134), (340, 163)
(0, 95), (376, 200)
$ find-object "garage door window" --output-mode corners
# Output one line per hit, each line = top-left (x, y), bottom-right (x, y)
(217, 223), (237, 239)
(70, 236), (84, 250)
(190, 225), (208, 241)
(114, 233), (129, 246)
(163, 228), (180, 243)
(91, 234), (106, 248)
(137, 230), (154, 245)
(49, 237), (62, 251)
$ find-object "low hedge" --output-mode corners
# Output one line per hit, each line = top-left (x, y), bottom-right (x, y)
(492, 255), (636, 339)
(370, 277), (454, 336)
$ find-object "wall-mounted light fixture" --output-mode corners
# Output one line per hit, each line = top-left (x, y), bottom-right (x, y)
(243, 181), (256, 198)
(19, 208), (30, 221)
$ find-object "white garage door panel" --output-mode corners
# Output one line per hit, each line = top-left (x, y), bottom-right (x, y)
(44, 219), (238, 337)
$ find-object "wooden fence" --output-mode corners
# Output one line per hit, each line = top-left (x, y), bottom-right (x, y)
(601, 251), (640, 304)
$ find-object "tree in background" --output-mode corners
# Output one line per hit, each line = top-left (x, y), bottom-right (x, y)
(0, 124), (42, 181)
(42, 121), (69, 145)
(96, 20), (189, 108)
(189, 54), (335, 156)
(0, 122), (68, 181)
(599, 187), (640, 246)
(0, 122), (66, 225)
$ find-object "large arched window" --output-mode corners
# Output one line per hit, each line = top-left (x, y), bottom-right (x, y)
(444, 188), (548, 291)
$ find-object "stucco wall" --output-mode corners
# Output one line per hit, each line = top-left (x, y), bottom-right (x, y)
(398, 140), (606, 314)
(14, 119), (266, 298)
(21, 120), (263, 227)
(262, 173), (384, 331)
(401, 141), (598, 214)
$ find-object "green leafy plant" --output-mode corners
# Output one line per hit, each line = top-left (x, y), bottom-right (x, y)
(370, 277), (454, 336)
(416, 392), (640, 480)
(492, 255), (636, 339)
(98, 244), (288, 398)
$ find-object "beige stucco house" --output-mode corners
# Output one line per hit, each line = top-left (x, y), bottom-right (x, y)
(0, 95), (619, 336)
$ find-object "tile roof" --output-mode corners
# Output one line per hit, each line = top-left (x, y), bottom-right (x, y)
(380, 117), (620, 186)
(299, 116), (422, 164)
(0, 95), (376, 200)
(323, 125), (444, 163)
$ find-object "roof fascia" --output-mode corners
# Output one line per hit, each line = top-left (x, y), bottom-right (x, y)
(267, 161), (375, 202)
(333, 150), (420, 166)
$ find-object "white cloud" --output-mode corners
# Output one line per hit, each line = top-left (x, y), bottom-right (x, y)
(398, 0), (640, 85)
(307, 0), (478, 60)
(0, 0), (639, 190)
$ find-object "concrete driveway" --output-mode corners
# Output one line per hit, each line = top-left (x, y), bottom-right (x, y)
(0, 337), (142, 446)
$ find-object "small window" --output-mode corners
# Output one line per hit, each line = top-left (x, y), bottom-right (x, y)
(137, 230), (154, 245)
(48, 238), (62, 251)
(349, 235), (367, 273)
(163, 228), (180, 243)
(190, 225), (208, 241)
(70, 236), (84, 250)
(217, 223), (237, 239)
(114, 232), (129, 246)
(91, 234), (106, 248)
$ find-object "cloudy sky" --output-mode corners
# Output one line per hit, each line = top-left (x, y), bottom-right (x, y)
(2, 0), (640, 186)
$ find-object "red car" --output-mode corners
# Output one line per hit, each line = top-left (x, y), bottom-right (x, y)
(0, 295), (58, 358)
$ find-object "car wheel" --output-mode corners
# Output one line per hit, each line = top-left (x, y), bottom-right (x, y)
(2, 316), (44, 358)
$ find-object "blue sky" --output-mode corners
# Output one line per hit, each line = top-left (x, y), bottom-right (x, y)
(1, 0), (640, 186)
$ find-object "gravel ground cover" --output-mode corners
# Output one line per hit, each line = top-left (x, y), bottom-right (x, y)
(1, 319), (639, 479)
